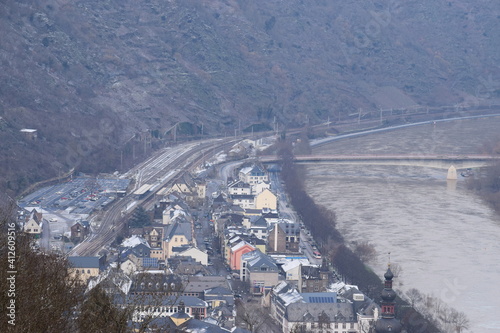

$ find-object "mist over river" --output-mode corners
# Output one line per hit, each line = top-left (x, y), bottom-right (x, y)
(305, 117), (500, 333)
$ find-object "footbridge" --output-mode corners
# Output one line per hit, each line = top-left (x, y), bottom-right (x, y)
(260, 154), (498, 170)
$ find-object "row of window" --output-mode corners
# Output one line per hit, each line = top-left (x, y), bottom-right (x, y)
(298, 322), (355, 329)
(78, 269), (92, 274)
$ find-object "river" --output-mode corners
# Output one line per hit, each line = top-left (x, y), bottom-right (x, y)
(305, 117), (500, 333)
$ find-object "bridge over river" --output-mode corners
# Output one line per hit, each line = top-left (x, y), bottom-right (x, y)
(260, 154), (498, 170)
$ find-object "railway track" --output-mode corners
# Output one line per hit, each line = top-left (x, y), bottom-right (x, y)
(69, 138), (238, 256)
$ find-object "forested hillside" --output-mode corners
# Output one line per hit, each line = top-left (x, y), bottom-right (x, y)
(1, 0), (499, 197)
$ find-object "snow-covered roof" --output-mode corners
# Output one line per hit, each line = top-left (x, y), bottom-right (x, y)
(239, 166), (253, 175)
(328, 281), (359, 294)
(87, 268), (133, 295)
(121, 235), (150, 248)
(281, 259), (310, 272)
(231, 241), (251, 252)
(279, 288), (304, 307)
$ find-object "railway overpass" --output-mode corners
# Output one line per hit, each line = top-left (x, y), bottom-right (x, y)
(260, 154), (498, 170)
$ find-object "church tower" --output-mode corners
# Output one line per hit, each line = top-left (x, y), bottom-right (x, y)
(374, 265), (403, 333)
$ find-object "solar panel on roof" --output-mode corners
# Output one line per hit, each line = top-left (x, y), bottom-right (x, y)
(142, 258), (159, 268)
(308, 296), (335, 303)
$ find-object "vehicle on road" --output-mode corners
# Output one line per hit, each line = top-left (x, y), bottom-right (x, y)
(313, 251), (322, 259)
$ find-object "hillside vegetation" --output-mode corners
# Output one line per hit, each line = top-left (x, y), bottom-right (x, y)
(1, 0), (499, 196)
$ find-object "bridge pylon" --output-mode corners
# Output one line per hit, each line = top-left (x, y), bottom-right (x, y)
(447, 165), (457, 180)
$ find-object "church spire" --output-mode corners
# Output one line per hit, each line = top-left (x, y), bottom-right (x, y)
(374, 261), (402, 333)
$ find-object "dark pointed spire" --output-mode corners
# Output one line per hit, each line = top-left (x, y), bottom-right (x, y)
(374, 263), (402, 333)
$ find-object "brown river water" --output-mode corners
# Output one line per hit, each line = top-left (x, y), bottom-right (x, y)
(305, 116), (500, 333)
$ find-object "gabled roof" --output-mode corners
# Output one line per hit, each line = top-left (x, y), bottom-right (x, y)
(230, 241), (254, 252)
(250, 215), (268, 228)
(262, 210), (279, 220)
(239, 166), (253, 175)
(301, 266), (321, 280)
(228, 180), (251, 189)
(301, 292), (338, 303)
(87, 268), (133, 295)
(285, 302), (356, 323)
(130, 273), (182, 293)
(164, 222), (192, 241)
(183, 276), (230, 293)
(127, 294), (207, 308)
(121, 235), (150, 249)
(241, 250), (278, 272)
(68, 256), (102, 269)
(179, 317), (231, 332)
(281, 259), (309, 272)
(204, 286), (233, 297)
(213, 194), (227, 203)
(273, 282), (303, 306)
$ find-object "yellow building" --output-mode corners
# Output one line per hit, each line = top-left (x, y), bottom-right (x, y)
(68, 256), (104, 283)
(254, 189), (277, 210)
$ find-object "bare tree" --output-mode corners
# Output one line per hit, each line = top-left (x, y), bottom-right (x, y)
(235, 299), (264, 331)
(450, 309), (469, 333)
(352, 241), (377, 263)
(78, 285), (130, 333)
(0, 204), (84, 332)
(405, 288), (423, 307)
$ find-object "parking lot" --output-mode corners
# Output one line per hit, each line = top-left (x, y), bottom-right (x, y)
(19, 176), (130, 213)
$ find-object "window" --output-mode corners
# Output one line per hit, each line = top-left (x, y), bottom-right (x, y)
(87, 269), (90, 274)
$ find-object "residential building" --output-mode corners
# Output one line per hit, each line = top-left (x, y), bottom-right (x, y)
(23, 209), (42, 237)
(182, 276), (230, 299)
(130, 295), (208, 322)
(267, 222), (300, 253)
(70, 221), (90, 243)
(203, 286), (235, 309)
(298, 261), (330, 293)
(230, 194), (255, 209)
(68, 256), (105, 282)
(252, 181), (271, 195)
(171, 246), (208, 266)
(238, 164), (268, 184)
(270, 282), (359, 333)
(229, 241), (256, 271)
(240, 249), (279, 295)
(228, 180), (252, 196)
(242, 215), (268, 240)
(163, 222), (192, 260)
(254, 189), (277, 210)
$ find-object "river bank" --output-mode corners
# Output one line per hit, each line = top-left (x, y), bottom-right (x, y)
(305, 117), (500, 333)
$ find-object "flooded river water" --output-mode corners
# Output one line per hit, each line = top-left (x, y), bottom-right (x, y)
(305, 116), (500, 332)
